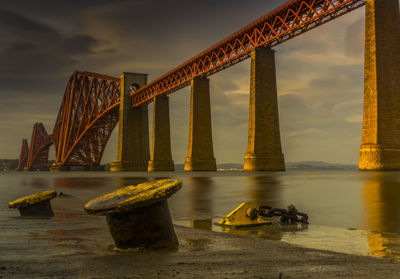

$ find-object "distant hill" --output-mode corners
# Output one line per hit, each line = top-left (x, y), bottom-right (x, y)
(175, 164), (185, 171)
(286, 161), (357, 170)
(0, 159), (56, 171)
(176, 161), (357, 171)
(0, 159), (19, 171)
(175, 163), (243, 171)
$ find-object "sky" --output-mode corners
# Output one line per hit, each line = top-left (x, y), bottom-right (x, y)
(0, 0), (369, 164)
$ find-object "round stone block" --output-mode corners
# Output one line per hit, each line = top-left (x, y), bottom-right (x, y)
(84, 179), (182, 250)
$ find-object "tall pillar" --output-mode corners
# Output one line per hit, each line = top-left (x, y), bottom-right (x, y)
(184, 77), (217, 171)
(110, 72), (150, 171)
(148, 95), (174, 171)
(359, 0), (400, 170)
(244, 47), (285, 171)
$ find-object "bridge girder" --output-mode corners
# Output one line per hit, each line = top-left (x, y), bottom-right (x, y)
(131, 0), (366, 107)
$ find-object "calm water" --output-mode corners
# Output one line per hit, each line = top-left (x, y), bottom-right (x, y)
(2, 170), (400, 261)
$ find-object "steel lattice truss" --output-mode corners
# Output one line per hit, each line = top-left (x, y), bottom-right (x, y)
(17, 139), (29, 171)
(132, 0), (365, 106)
(52, 71), (120, 166)
(26, 123), (53, 170)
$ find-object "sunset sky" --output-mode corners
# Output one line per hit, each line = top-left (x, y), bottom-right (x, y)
(0, 0), (368, 164)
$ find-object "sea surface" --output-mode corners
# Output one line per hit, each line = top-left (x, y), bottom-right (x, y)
(2, 170), (400, 261)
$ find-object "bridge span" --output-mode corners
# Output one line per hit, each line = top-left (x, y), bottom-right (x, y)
(17, 0), (400, 171)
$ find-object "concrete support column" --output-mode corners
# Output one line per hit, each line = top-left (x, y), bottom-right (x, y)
(184, 77), (216, 171)
(359, 0), (400, 170)
(111, 72), (150, 171)
(244, 47), (285, 171)
(148, 95), (174, 171)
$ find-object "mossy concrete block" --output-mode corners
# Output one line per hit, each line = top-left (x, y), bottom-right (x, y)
(8, 190), (57, 217)
(84, 179), (182, 250)
(84, 179), (182, 215)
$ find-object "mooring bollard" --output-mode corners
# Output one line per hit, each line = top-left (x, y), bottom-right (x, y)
(84, 179), (182, 250)
(8, 190), (57, 217)
(217, 202), (272, 227)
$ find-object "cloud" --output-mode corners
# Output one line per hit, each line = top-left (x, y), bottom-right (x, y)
(0, 0), (368, 164)
(345, 115), (363, 123)
(0, 9), (60, 41)
(345, 17), (365, 59)
(0, 9), (99, 93)
(282, 128), (323, 138)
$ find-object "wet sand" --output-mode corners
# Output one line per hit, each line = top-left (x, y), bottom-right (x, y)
(2, 222), (400, 279)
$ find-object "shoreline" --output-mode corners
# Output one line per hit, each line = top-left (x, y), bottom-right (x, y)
(2, 224), (400, 278)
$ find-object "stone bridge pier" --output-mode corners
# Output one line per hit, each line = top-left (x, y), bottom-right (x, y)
(111, 72), (150, 171)
(184, 77), (217, 171)
(359, 0), (400, 170)
(244, 47), (285, 171)
(148, 95), (174, 171)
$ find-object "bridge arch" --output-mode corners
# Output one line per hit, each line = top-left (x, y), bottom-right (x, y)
(51, 71), (121, 168)
(26, 123), (53, 170)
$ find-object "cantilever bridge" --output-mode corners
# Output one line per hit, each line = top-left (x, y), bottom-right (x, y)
(17, 0), (400, 171)
(18, 72), (120, 171)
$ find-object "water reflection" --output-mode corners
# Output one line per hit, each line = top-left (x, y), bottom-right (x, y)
(117, 177), (149, 188)
(364, 173), (400, 233)
(26, 178), (50, 189)
(246, 175), (282, 207)
(188, 177), (214, 230)
(54, 177), (114, 189)
(190, 219), (212, 230)
(363, 173), (400, 260)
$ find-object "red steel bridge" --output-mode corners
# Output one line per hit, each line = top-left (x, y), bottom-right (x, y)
(18, 0), (366, 170)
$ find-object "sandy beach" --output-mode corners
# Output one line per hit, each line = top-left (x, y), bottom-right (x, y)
(2, 221), (400, 279)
